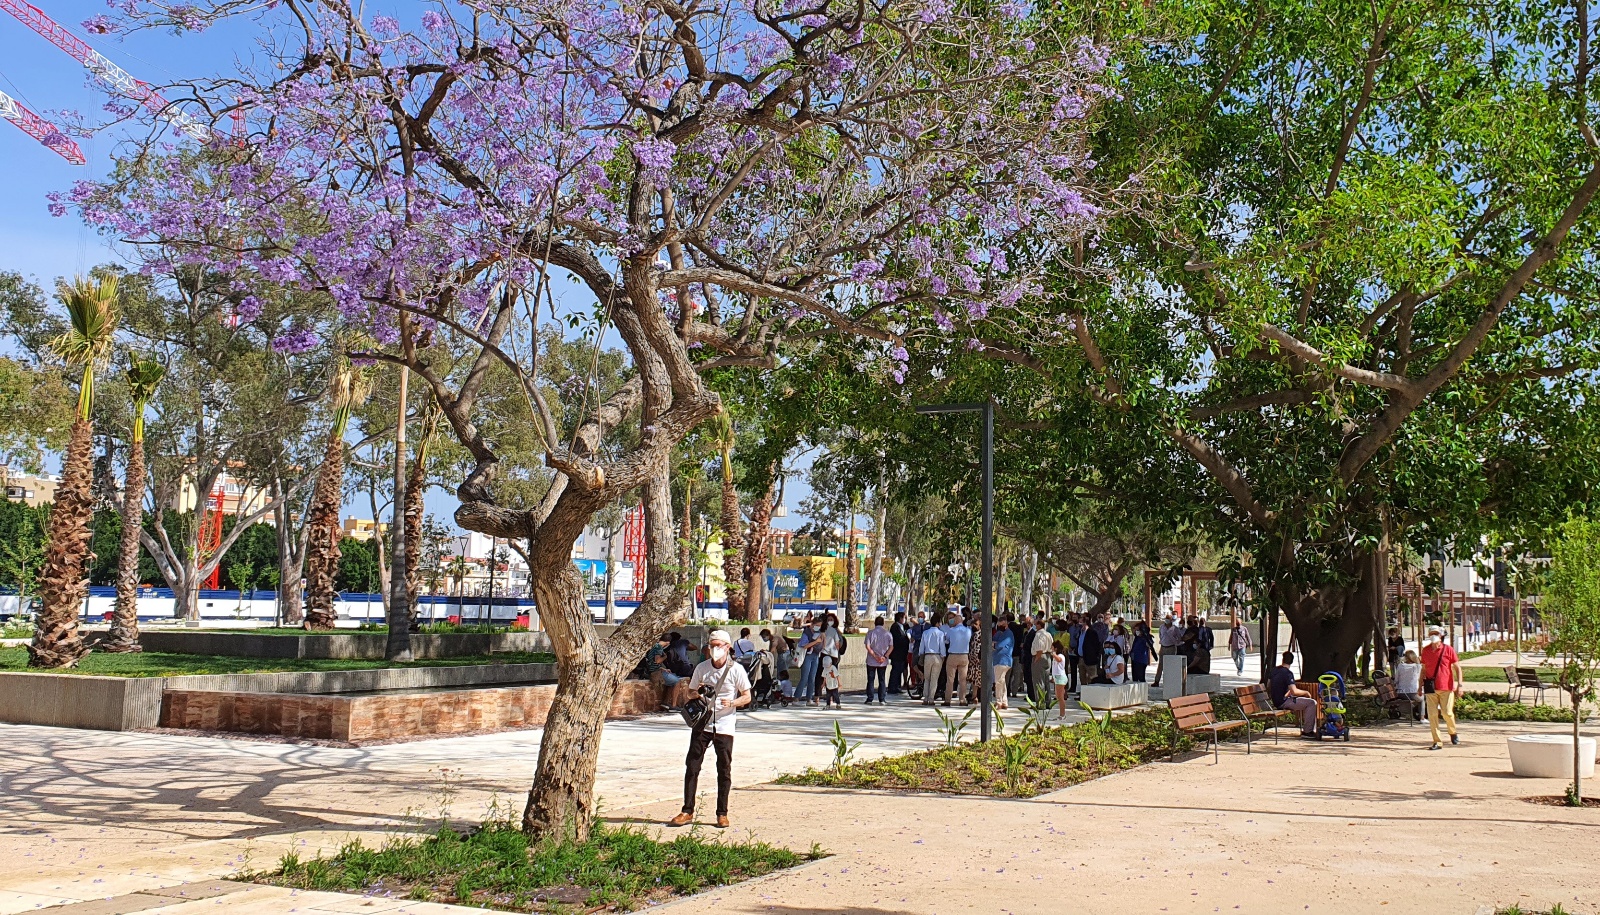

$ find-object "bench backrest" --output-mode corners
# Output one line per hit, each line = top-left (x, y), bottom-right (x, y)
(1234, 684), (1272, 715)
(1375, 679), (1400, 702)
(1504, 665), (1518, 685)
(1167, 692), (1217, 729)
(1516, 668), (1545, 687)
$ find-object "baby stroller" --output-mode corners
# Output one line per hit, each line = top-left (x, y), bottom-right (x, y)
(1317, 672), (1351, 741)
(742, 649), (782, 709)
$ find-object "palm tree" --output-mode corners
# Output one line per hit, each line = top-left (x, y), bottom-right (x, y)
(102, 357), (165, 653)
(303, 356), (367, 629)
(29, 276), (119, 668)
(711, 413), (746, 618)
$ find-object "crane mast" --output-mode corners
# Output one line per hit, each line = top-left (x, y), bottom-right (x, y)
(0, 0), (213, 142)
(0, 86), (84, 163)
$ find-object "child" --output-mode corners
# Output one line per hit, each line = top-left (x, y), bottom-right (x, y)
(1050, 644), (1069, 719)
(777, 669), (796, 707)
(822, 655), (842, 708)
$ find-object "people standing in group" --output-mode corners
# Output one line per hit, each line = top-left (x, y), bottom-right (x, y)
(864, 615), (892, 704)
(668, 629), (751, 830)
(963, 615), (984, 704)
(1050, 642), (1069, 719)
(645, 633), (681, 708)
(1394, 648), (1423, 721)
(1267, 650), (1322, 739)
(1065, 614), (1084, 694)
(909, 611), (931, 699)
(992, 616), (1015, 710)
(1386, 626), (1405, 672)
(942, 609), (973, 706)
(1010, 614), (1030, 698)
(796, 616), (822, 706)
(889, 611), (911, 695)
(1155, 612), (1182, 686)
(920, 615), (948, 705)
(1228, 619), (1252, 676)
(760, 627), (790, 676)
(1421, 626), (1463, 750)
(1184, 615), (1214, 674)
(1029, 617), (1053, 705)
(820, 613), (844, 708)
(1077, 615), (1103, 689)
(1130, 621), (1157, 683)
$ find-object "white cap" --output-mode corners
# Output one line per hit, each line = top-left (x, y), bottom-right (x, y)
(708, 629), (733, 645)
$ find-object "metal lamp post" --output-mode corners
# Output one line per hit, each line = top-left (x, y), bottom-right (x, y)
(916, 400), (994, 743)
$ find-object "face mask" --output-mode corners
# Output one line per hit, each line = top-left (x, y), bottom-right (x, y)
(711, 645), (729, 661)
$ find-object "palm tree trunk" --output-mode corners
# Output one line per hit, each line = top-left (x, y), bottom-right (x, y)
(741, 474), (777, 620)
(103, 439), (146, 652)
(28, 419), (95, 668)
(720, 447), (745, 619)
(303, 431), (346, 630)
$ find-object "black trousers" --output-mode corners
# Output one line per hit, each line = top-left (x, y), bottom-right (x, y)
(1021, 654), (1037, 703)
(683, 729), (734, 816)
(1067, 654), (1080, 692)
(889, 655), (908, 693)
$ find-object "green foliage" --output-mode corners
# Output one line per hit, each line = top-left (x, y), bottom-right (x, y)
(0, 501), (48, 600)
(0, 647), (553, 677)
(933, 705), (976, 747)
(829, 720), (861, 775)
(1544, 518), (1600, 709)
(783, 707), (1191, 798)
(0, 356), (73, 472)
(335, 535), (381, 593)
(256, 819), (823, 911)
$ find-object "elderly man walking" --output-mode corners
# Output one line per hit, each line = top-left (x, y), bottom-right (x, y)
(920, 617), (948, 706)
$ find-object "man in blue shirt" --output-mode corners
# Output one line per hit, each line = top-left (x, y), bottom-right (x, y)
(943, 610), (973, 706)
(992, 618), (1015, 710)
(1269, 651), (1320, 739)
(919, 617), (948, 706)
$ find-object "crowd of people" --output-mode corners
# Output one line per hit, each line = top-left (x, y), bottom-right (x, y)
(644, 606), (1245, 718)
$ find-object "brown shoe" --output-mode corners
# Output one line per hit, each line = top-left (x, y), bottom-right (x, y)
(666, 812), (693, 827)
(716, 815), (730, 829)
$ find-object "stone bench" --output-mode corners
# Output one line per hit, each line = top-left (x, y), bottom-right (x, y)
(1507, 734), (1597, 779)
(1080, 681), (1149, 710)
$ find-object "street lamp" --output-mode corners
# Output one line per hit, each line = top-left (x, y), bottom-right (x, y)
(916, 400), (994, 743)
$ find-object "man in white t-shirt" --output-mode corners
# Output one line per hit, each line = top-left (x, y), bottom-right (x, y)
(668, 629), (752, 829)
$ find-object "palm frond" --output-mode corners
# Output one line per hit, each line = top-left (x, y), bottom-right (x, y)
(50, 275), (121, 420)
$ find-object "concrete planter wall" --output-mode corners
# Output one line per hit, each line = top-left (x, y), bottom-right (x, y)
(0, 661), (556, 732)
(137, 630), (554, 659)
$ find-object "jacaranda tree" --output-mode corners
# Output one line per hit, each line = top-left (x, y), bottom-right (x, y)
(73, 0), (1122, 838)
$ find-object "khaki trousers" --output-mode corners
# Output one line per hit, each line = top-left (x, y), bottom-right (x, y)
(922, 654), (944, 704)
(1427, 691), (1458, 745)
(943, 655), (970, 704)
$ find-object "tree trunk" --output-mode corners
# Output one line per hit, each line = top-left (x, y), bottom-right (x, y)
(404, 438), (427, 622)
(1281, 547), (1385, 678)
(274, 484), (307, 626)
(28, 419), (95, 668)
(679, 480), (694, 615)
(864, 497), (887, 621)
(303, 431), (346, 630)
(103, 439), (147, 653)
(843, 499), (858, 628)
(385, 365), (413, 662)
(741, 471), (777, 620)
(1019, 547), (1037, 618)
(172, 573), (198, 623)
(719, 445), (745, 619)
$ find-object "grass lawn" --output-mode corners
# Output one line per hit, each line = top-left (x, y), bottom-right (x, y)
(254, 821), (823, 912)
(0, 647), (555, 677)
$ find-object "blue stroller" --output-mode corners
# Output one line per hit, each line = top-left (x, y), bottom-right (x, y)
(1317, 672), (1351, 741)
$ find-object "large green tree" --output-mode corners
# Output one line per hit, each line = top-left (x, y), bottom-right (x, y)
(916, 0), (1600, 674)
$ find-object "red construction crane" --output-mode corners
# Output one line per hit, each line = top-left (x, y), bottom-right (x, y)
(0, 0), (214, 142)
(197, 484), (226, 590)
(0, 86), (84, 163)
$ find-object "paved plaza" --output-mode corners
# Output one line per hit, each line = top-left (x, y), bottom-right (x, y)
(3, 677), (1598, 915)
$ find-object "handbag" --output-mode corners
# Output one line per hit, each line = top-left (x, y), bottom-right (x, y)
(1423, 647), (1446, 694)
(678, 658), (737, 731)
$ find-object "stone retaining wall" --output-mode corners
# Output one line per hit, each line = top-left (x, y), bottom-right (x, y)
(137, 630), (554, 659)
(161, 678), (685, 742)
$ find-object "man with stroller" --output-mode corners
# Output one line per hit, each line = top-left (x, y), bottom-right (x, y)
(1268, 650), (1321, 739)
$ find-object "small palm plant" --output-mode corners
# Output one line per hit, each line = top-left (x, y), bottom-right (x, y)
(1079, 702), (1119, 767)
(103, 356), (164, 653)
(29, 275), (119, 668)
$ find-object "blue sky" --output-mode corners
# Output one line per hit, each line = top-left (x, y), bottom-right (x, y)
(0, 3), (827, 534)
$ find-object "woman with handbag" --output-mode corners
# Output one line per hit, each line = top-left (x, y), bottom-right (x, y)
(668, 630), (752, 830)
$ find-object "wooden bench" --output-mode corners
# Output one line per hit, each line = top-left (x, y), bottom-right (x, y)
(1166, 693), (1250, 763)
(1502, 665), (1519, 698)
(1372, 674), (1417, 726)
(1234, 683), (1298, 743)
(1515, 667), (1559, 707)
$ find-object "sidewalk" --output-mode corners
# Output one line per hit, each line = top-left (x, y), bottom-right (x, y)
(3, 688), (1596, 914)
